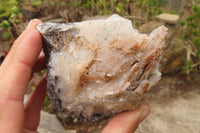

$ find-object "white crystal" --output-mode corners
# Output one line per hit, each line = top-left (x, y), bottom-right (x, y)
(37, 14), (168, 122)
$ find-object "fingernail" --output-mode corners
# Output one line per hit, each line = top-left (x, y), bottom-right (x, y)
(139, 110), (150, 123)
(26, 19), (42, 29)
(27, 20), (33, 28)
(39, 52), (45, 56)
(137, 105), (150, 123)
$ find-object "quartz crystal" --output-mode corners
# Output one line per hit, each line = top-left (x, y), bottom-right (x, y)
(37, 15), (168, 122)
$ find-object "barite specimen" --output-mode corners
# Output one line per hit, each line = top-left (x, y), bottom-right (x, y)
(37, 15), (168, 122)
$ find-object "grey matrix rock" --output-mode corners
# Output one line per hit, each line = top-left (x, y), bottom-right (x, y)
(37, 14), (168, 122)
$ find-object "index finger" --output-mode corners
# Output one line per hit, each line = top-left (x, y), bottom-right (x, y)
(0, 19), (43, 101)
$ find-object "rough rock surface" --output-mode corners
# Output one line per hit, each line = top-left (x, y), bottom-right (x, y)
(155, 13), (180, 24)
(139, 21), (164, 34)
(37, 15), (168, 122)
(38, 111), (76, 133)
(160, 38), (186, 73)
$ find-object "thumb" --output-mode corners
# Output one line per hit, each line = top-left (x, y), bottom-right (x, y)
(102, 104), (150, 133)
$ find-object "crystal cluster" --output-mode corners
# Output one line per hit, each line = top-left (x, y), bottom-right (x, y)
(37, 15), (168, 122)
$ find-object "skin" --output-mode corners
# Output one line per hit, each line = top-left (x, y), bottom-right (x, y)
(0, 19), (150, 133)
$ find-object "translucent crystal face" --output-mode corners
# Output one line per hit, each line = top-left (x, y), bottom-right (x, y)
(37, 14), (168, 122)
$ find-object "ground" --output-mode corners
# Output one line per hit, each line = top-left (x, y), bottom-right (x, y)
(136, 73), (200, 133)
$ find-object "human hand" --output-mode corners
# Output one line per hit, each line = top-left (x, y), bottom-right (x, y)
(0, 19), (46, 133)
(102, 104), (150, 133)
(0, 19), (150, 133)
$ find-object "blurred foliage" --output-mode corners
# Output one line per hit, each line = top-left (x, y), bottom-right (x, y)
(0, 0), (166, 39)
(73, 118), (79, 123)
(0, 0), (199, 74)
(69, 0), (165, 17)
(169, 10), (177, 14)
(69, 0), (166, 29)
(136, 0), (165, 21)
(3, 32), (12, 39)
(41, 69), (47, 74)
(70, 0), (130, 15)
(43, 96), (50, 106)
(0, 0), (23, 40)
(180, 2), (200, 72)
(19, 0), (66, 7)
(42, 96), (51, 111)
(1, 20), (10, 30)
(0, 0), (19, 17)
(130, 0), (166, 28)
(31, 86), (35, 91)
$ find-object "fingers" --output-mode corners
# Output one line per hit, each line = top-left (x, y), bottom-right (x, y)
(0, 19), (42, 70)
(14, 19), (42, 45)
(23, 128), (39, 133)
(0, 97), (24, 133)
(33, 52), (46, 72)
(102, 104), (150, 133)
(0, 19), (43, 101)
(24, 76), (47, 131)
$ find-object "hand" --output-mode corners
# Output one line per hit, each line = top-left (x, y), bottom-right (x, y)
(0, 19), (150, 133)
(0, 19), (46, 133)
(102, 104), (150, 133)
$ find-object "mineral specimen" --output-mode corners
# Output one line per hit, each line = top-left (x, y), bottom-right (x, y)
(37, 14), (168, 122)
